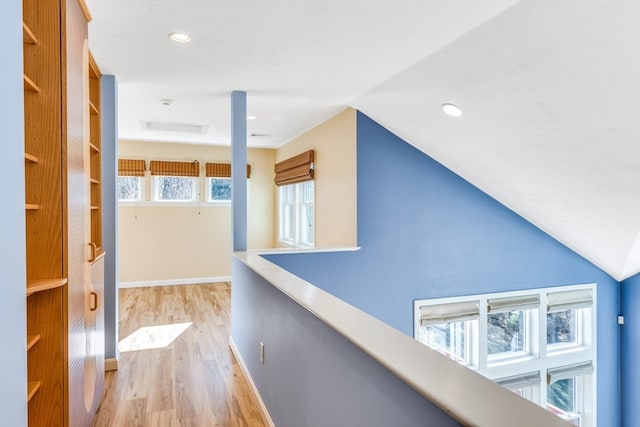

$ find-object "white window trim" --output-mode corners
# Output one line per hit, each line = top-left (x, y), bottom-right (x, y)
(414, 283), (596, 426)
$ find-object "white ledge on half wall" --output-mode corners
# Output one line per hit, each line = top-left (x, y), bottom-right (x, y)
(248, 246), (361, 255)
(235, 250), (573, 427)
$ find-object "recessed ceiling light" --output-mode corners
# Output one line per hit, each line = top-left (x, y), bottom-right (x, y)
(441, 103), (463, 117)
(247, 115), (257, 120)
(169, 32), (191, 43)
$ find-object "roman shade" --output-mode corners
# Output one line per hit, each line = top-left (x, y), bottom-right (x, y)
(150, 160), (199, 177)
(274, 149), (315, 186)
(118, 159), (146, 177)
(547, 362), (594, 385)
(487, 295), (540, 313)
(547, 289), (593, 312)
(419, 300), (480, 327)
(496, 371), (541, 389)
(205, 162), (251, 178)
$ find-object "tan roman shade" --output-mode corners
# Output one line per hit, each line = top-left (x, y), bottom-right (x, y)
(150, 160), (200, 177)
(205, 162), (252, 178)
(274, 149), (315, 186)
(118, 159), (146, 177)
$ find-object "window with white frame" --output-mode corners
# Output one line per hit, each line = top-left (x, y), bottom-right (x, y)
(414, 284), (596, 427)
(205, 162), (251, 203)
(278, 181), (315, 247)
(118, 159), (146, 202)
(150, 160), (200, 202)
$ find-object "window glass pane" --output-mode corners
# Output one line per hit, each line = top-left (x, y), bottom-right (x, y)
(487, 310), (526, 356)
(209, 178), (231, 201)
(155, 176), (196, 201)
(419, 321), (471, 365)
(547, 309), (577, 345)
(117, 176), (141, 201)
(547, 378), (576, 418)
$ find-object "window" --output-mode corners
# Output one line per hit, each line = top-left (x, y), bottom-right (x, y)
(153, 176), (198, 201)
(117, 176), (143, 201)
(278, 181), (315, 247)
(118, 158), (146, 201)
(414, 284), (595, 426)
(150, 160), (200, 202)
(205, 162), (252, 203)
(274, 150), (315, 247)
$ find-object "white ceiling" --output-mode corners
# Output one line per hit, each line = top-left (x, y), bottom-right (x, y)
(86, 0), (640, 281)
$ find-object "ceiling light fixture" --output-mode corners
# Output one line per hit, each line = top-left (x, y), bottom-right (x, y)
(169, 32), (191, 43)
(247, 115), (257, 120)
(441, 103), (463, 117)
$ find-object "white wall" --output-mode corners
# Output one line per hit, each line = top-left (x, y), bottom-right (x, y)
(118, 141), (275, 284)
(275, 108), (357, 247)
(0, 0), (28, 423)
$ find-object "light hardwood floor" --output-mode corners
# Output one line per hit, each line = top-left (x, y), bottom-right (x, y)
(92, 283), (267, 427)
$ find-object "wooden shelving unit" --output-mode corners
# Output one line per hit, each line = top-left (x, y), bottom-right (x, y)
(23, 0), (66, 424)
(22, 0), (105, 424)
(89, 53), (103, 258)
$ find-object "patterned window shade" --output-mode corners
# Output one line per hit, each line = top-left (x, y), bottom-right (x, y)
(274, 149), (315, 186)
(205, 163), (252, 178)
(118, 159), (146, 177)
(150, 160), (200, 177)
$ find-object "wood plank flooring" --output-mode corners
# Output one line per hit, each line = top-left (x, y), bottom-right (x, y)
(92, 283), (267, 427)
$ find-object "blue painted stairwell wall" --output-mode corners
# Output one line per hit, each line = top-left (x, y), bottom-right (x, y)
(264, 111), (620, 426)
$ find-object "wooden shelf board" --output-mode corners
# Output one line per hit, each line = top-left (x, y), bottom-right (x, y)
(27, 334), (41, 351)
(90, 178), (100, 184)
(26, 278), (68, 297)
(23, 74), (41, 93)
(25, 204), (40, 210)
(22, 22), (38, 45)
(90, 142), (100, 152)
(89, 100), (99, 115)
(90, 206), (100, 210)
(24, 152), (39, 163)
(27, 381), (41, 401)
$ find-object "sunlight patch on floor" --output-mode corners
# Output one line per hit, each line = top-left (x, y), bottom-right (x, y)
(118, 322), (193, 352)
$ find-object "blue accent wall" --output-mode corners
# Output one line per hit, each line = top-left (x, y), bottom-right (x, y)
(265, 111), (621, 426)
(621, 273), (640, 427)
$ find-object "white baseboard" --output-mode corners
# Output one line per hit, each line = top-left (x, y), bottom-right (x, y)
(229, 336), (275, 427)
(105, 357), (118, 371)
(118, 276), (231, 289)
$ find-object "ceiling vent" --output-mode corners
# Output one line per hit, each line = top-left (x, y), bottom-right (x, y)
(142, 121), (209, 134)
(250, 133), (269, 137)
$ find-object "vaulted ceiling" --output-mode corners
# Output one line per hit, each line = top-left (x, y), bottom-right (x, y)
(86, 0), (640, 281)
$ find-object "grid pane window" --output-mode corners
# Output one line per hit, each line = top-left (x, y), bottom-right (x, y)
(278, 181), (314, 247)
(415, 285), (595, 427)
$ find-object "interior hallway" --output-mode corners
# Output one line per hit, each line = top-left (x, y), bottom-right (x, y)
(92, 283), (267, 427)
